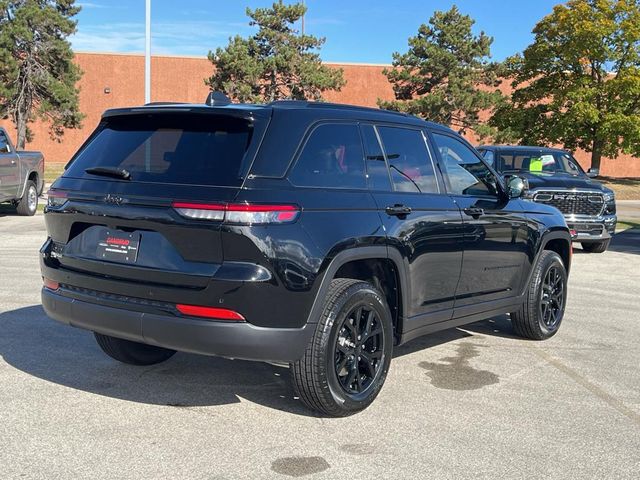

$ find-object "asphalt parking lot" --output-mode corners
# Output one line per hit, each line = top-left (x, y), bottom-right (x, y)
(1, 213), (638, 479)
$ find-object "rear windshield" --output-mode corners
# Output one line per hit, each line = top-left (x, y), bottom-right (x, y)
(65, 113), (254, 186)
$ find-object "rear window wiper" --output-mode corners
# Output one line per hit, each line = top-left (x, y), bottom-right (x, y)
(85, 166), (131, 180)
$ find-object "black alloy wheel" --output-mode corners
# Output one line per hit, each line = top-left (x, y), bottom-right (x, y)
(540, 265), (565, 330)
(291, 278), (393, 416)
(511, 250), (568, 340)
(334, 304), (385, 395)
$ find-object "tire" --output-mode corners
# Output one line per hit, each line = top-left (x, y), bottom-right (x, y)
(94, 333), (176, 365)
(511, 250), (567, 340)
(291, 279), (393, 417)
(581, 240), (610, 253)
(16, 179), (37, 216)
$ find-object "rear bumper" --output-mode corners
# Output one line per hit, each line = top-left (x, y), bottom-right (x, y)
(566, 214), (616, 243)
(42, 288), (314, 363)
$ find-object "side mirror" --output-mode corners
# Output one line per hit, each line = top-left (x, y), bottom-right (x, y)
(0, 143), (9, 154)
(506, 175), (526, 199)
(587, 168), (599, 178)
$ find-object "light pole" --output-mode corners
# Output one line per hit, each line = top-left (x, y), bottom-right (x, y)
(145, 0), (151, 104)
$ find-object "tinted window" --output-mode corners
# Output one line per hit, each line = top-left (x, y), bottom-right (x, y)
(560, 154), (585, 174)
(289, 123), (365, 189)
(65, 114), (253, 186)
(377, 126), (438, 193)
(481, 149), (495, 167)
(0, 131), (9, 153)
(361, 124), (392, 191)
(497, 151), (543, 172)
(432, 133), (498, 197)
(496, 150), (585, 175)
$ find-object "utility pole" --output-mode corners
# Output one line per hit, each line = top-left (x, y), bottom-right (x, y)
(301, 0), (305, 35)
(145, 0), (151, 104)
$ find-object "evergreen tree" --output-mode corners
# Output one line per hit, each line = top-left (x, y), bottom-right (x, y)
(206, 2), (345, 103)
(0, 0), (83, 149)
(379, 6), (503, 137)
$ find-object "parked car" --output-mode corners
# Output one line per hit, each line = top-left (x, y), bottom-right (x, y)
(40, 98), (572, 416)
(0, 127), (44, 215)
(477, 145), (616, 253)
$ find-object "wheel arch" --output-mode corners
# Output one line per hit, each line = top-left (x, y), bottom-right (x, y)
(306, 246), (409, 343)
(17, 170), (40, 199)
(541, 229), (572, 274)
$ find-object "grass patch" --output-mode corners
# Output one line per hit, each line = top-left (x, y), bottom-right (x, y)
(45, 162), (66, 184)
(616, 219), (640, 231)
(598, 176), (640, 200)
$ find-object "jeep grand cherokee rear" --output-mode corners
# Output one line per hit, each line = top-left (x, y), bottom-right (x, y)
(42, 100), (571, 416)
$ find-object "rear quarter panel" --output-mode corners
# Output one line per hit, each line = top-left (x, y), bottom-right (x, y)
(16, 151), (45, 196)
(233, 178), (386, 328)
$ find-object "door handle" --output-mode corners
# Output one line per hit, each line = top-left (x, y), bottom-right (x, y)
(385, 204), (412, 217)
(463, 207), (484, 218)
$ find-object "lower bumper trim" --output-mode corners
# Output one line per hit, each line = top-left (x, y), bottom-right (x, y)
(42, 289), (314, 363)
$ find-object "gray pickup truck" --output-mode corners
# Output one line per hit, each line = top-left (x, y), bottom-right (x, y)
(0, 127), (44, 216)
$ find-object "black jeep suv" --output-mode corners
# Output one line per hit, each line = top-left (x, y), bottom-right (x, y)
(477, 145), (616, 253)
(41, 99), (572, 416)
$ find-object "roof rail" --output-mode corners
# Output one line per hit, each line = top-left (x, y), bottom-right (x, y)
(144, 101), (184, 106)
(206, 91), (232, 106)
(269, 99), (410, 117)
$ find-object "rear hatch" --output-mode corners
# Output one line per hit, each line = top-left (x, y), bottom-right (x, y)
(44, 106), (270, 292)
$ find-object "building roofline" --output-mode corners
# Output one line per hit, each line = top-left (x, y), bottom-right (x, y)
(479, 145), (570, 152)
(72, 50), (391, 67)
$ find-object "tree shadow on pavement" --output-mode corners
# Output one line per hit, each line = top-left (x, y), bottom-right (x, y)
(0, 305), (518, 416)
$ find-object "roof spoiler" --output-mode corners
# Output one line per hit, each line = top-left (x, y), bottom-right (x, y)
(205, 91), (232, 106)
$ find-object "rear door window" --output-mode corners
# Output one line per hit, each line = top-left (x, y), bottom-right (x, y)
(289, 123), (366, 189)
(64, 114), (255, 186)
(376, 126), (438, 193)
(361, 124), (392, 191)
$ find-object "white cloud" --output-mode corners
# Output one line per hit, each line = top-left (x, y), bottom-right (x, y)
(70, 20), (254, 56)
(77, 2), (108, 9)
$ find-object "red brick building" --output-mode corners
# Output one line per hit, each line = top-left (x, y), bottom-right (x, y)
(1, 51), (638, 177)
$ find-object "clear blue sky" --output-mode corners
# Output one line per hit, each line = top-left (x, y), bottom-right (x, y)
(73, 0), (562, 63)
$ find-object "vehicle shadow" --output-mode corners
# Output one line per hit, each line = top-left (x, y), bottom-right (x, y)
(0, 305), (514, 416)
(606, 228), (640, 255)
(0, 202), (44, 217)
(571, 228), (640, 256)
(0, 204), (19, 217)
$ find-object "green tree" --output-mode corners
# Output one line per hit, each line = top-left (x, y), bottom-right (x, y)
(378, 6), (503, 137)
(0, 0), (83, 149)
(491, 0), (640, 170)
(206, 2), (345, 103)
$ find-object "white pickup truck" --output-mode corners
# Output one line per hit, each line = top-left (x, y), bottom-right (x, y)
(0, 127), (44, 216)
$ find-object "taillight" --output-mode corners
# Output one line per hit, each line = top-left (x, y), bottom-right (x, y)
(172, 202), (225, 221)
(172, 202), (300, 224)
(43, 277), (59, 291)
(176, 304), (245, 321)
(47, 190), (68, 208)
